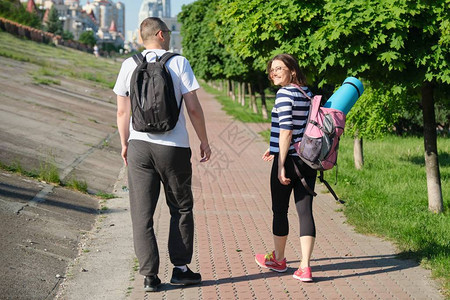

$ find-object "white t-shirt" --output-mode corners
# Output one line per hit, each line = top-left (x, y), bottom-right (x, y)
(113, 49), (200, 148)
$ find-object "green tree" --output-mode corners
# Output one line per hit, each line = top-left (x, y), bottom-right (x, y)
(312, 0), (449, 212)
(0, 0), (41, 28)
(180, 0), (283, 117)
(180, 0), (255, 113)
(216, 0), (324, 76)
(45, 5), (62, 35)
(184, 0), (448, 212)
(102, 42), (120, 54)
(179, 0), (231, 81)
(62, 30), (74, 41)
(213, 0), (327, 117)
(78, 30), (96, 47)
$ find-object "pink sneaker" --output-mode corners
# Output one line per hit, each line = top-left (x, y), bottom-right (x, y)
(293, 266), (313, 282)
(255, 251), (287, 272)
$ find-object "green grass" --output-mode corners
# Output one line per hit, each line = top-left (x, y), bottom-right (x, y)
(65, 178), (88, 193)
(0, 158), (60, 184)
(0, 160), (120, 204)
(34, 67), (59, 77)
(0, 160), (38, 178)
(133, 257), (139, 272)
(0, 30), (120, 89)
(215, 84), (450, 295)
(95, 192), (118, 199)
(0, 47), (47, 66)
(32, 76), (61, 85)
(38, 158), (61, 184)
(30, 67), (61, 85)
(323, 135), (450, 295)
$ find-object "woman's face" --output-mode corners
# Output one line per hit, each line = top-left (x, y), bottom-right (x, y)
(269, 60), (293, 86)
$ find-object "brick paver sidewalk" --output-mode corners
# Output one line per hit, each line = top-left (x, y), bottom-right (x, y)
(129, 87), (443, 299)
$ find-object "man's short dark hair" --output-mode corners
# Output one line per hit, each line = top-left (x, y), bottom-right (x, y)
(140, 17), (168, 43)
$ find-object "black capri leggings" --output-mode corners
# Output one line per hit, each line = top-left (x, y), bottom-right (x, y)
(271, 154), (317, 237)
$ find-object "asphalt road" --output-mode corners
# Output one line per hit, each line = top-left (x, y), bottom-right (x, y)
(0, 55), (122, 299)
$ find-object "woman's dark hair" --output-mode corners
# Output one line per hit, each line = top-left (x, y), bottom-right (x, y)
(267, 53), (307, 86)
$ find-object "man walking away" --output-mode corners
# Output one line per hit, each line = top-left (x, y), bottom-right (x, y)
(113, 17), (211, 292)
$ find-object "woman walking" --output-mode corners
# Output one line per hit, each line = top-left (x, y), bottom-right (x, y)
(255, 54), (317, 282)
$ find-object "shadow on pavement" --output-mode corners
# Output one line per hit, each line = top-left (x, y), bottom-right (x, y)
(156, 254), (420, 291)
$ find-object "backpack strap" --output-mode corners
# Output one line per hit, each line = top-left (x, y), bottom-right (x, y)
(291, 83), (312, 100)
(291, 83), (318, 119)
(159, 52), (184, 110)
(133, 51), (179, 65)
(134, 51), (169, 64)
(292, 158), (345, 204)
(318, 171), (345, 204)
(159, 52), (180, 64)
(289, 85), (316, 197)
(132, 52), (144, 65)
(291, 157), (317, 197)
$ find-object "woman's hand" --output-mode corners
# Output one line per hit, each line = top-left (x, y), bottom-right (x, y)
(262, 148), (274, 161)
(278, 166), (291, 185)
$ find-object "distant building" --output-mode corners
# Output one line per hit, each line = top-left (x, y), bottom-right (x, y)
(162, 17), (181, 53)
(22, 0), (125, 49)
(82, 0), (125, 49)
(138, 0), (170, 24)
(136, 0), (182, 53)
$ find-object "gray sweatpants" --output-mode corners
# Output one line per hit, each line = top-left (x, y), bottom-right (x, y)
(127, 139), (194, 276)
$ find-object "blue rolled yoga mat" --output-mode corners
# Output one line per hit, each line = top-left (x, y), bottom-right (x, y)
(323, 77), (364, 115)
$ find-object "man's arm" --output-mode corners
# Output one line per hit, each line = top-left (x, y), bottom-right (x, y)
(117, 95), (131, 165)
(183, 90), (211, 162)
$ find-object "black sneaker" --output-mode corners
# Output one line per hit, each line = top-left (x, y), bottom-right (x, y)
(170, 267), (201, 285)
(144, 275), (161, 292)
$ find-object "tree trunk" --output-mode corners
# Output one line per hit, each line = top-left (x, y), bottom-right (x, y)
(231, 81), (236, 101)
(353, 136), (364, 170)
(240, 82), (245, 106)
(248, 83), (258, 113)
(422, 82), (443, 213)
(237, 81), (242, 104)
(258, 81), (268, 119)
(225, 79), (229, 96)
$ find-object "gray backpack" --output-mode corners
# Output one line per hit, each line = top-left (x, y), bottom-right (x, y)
(130, 52), (182, 133)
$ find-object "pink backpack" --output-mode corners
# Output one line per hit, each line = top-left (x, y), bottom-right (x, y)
(292, 85), (346, 203)
(294, 87), (346, 170)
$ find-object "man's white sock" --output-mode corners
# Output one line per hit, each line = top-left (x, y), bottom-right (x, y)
(175, 265), (188, 272)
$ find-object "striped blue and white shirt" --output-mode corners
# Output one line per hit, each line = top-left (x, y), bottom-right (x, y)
(269, 85), (312, 155)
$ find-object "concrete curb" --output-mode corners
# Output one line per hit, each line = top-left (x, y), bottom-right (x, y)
(56, 166), (135, 299)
